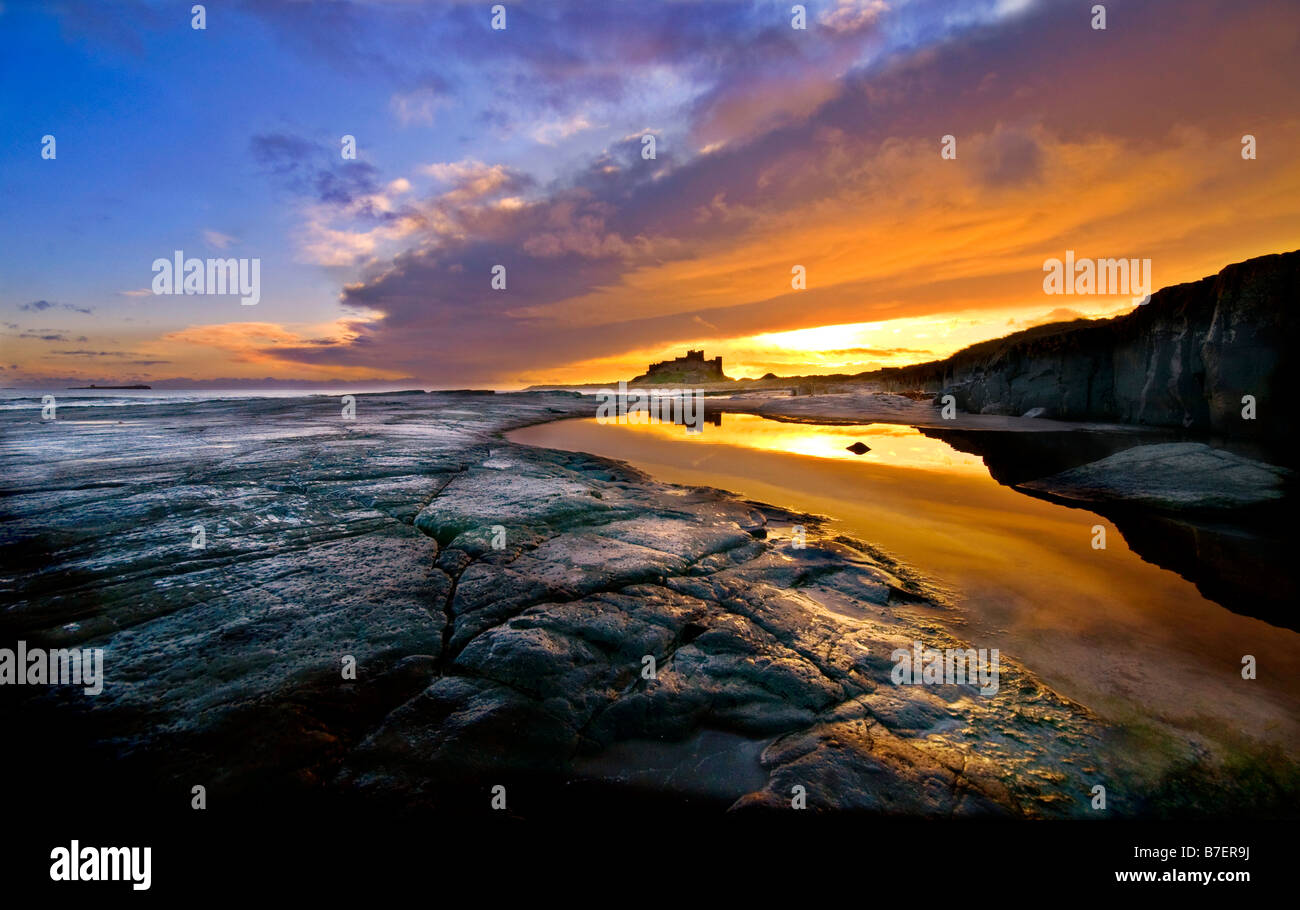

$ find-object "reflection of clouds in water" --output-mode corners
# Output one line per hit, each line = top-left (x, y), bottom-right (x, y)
(607, 413), (989, 474)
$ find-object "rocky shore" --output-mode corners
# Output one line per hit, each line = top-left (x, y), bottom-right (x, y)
(1, 390), (1293, 818)
(1, 391), (1124, 818)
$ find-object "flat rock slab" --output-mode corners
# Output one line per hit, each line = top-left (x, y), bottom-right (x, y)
(2, 391), (1116, 817)
(1019, 442), (1291, 510)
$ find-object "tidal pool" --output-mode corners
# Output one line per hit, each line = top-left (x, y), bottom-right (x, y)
(509, 413), (1300, 780)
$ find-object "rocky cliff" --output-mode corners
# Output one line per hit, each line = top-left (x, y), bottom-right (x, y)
(872, 250), (1298, 440)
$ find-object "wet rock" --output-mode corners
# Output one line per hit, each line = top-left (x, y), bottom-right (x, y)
(1019, 442), (1290, 510)
(1, 390), (1111, 817)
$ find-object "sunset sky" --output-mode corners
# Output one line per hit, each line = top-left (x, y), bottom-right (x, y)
(2, 0), (1297, 388)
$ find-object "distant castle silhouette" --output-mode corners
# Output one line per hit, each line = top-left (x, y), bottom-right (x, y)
(631, 349), (727, 383)
(645, 349), (723, 375)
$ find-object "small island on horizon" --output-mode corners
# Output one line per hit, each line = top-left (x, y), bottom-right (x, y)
(67, 383), (152, 390)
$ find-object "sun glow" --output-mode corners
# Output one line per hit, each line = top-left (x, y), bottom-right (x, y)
(603, 412), (989, 474)
(708, 301), (1137, 379)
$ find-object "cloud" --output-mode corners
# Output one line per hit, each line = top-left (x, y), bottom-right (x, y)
(390, 85), (449, 126)
(250, 132), (317, 175)
(423, 159), (528, 204)
(820, 0), (890, 35)
(50, 350), (134, 356)
(204, 230), (237, 249)
(251, 131), (426, 265)
(13, 332), (83, 342)
(821, 347), (934, 357)
(156, 320), (406, 381)
(47, 350), (168, 365)
(18, 300), (93, 314)
(262, 0), (1300, 386)
(294, 158), (537, 267)
(531, 112), (596, 145)
(252, 132), (384, 205)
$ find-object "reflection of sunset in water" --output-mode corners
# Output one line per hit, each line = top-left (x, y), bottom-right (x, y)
(510, 415), (1300, 773)
(606, 412), (989, 473)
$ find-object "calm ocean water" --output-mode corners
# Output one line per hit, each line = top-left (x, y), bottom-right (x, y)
(0, 387), (430, 410)
(0, 387), (626, 410)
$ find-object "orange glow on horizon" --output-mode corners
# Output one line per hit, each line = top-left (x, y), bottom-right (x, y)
(514, 297), (1142, 386)
(598, 413), (991, 473)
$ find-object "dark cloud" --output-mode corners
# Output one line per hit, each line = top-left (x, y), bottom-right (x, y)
(87, 0), (1290, 156)
(249, 133), (317, 174)
(235, 0), (884, 134)
(18, 300), (93, 314)
(821, 347), (935, 357)
(314, 165), (384, 207)
(251, 133), (385, 209)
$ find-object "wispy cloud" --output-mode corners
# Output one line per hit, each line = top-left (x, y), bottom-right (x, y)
(390, 85), (449, 126)
(203, 230), (238, 249)
(531, 112), (597, 145)
(18, 299), (93, 314)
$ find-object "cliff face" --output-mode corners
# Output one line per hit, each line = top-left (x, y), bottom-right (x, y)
(873, 250), (1298, 440)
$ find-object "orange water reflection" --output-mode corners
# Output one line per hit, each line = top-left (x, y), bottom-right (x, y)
(509, 415), (1300, 770)
(612, 412), (989, 474)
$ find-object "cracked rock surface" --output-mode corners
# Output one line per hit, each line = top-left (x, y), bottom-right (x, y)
(2, 391), (1111, 816)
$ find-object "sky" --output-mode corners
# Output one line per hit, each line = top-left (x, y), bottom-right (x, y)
(1, 0), (1297, 389)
